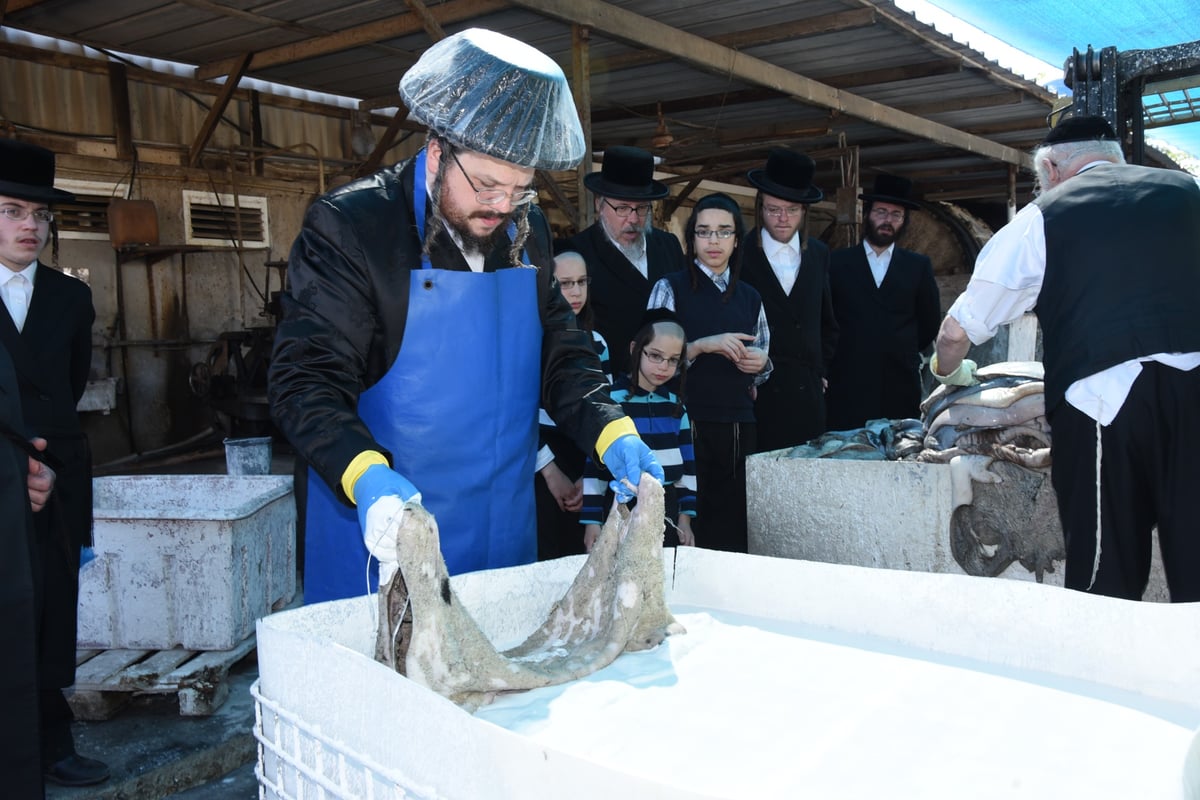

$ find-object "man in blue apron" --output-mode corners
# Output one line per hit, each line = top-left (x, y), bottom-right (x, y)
(269, 28), (663, 603)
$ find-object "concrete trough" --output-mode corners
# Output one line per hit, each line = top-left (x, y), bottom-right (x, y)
(254, 548), (1199, 799)
(78, 474), (296, 650)
(747, 453), (1169, 601)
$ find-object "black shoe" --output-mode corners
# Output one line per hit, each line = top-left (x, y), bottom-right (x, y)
(44, 754), (110, 787)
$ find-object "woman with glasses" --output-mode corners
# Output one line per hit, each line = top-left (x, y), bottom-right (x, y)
(580, 308), (696, 551)
(535, 251), (611, 560)
(646, 193), (771, 554)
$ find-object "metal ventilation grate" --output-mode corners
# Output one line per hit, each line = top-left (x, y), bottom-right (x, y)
(56, 195), (112, 236)
(183, 190), (270, 248)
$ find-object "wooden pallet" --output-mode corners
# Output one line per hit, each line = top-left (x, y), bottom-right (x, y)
(68, 633), (256, 720)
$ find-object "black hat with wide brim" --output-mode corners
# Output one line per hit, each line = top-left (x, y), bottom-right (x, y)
(859, 173), (919, 210)
(1043, 115), (1118, 145)
(746, 148), (823, 204)
(583, 146), (669, 200)
(0, 139), (76, 204)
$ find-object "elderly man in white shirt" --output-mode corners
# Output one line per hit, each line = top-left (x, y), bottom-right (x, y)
(933, 115), (1200, 602)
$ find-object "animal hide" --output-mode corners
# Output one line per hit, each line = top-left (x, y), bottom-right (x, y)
(375, 474), (684, 711)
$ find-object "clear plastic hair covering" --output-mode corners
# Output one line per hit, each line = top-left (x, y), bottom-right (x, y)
(399, 28), (585, 171)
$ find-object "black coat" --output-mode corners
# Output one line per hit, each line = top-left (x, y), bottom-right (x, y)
(0, 343), (42, 798)
(740, 229), (839, 450)
(560, 223), (685, 375)
(0, 264), (95, 691)
(270, 156), (625, 503)
(825, 244), (940, 431)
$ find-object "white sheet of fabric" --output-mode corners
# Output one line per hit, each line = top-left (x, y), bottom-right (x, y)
(477, 607), (1197, 799)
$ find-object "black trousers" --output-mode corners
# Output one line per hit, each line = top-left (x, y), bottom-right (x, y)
(692, 420), (756, 553)
(1050, 362), (1200, 601)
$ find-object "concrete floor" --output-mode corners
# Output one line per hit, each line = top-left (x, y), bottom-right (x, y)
(47, 657), (260, 799)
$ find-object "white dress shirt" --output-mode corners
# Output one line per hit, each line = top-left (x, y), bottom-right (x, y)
(946, 164), (1200, 424)
(863, 241), (894, 288)
(761, 228), (801, 294)
(3, 261), (36, 332)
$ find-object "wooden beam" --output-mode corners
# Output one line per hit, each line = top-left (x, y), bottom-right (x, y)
(403, 0), (447, 41)
(509, 0), (1031, 168)
(823, 57), (963, 89)
(850, 0), (1056, 102)
(593, 9), (876, 74)
(196, 0), (506, 80)
(2, 0), (47, 17)
(571, 24), (593, 229)
(0, 39), (375, 123)
(249, 90), (264, 176)
(354, 106), (413, 178)
(188, 52), (252, 168)
(107, 62), (134, 160)
(537, 170), (579, 231)
(898, 91), (1024, 117)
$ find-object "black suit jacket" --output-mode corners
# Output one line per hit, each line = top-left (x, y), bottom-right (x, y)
(740, 229), (839, 449)
(1, 264), (94, 690)
(561, 223), (685, 375)
(825, 243), (940, 430)
(0, 264), (95, 548)
(0, 341), (42, 795)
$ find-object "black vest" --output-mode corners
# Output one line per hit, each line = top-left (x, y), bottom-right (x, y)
(667, 270), (761, 423)
(1035, 163), (1200, 413)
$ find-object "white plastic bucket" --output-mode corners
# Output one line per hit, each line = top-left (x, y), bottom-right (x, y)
(223, 436), (273, 475)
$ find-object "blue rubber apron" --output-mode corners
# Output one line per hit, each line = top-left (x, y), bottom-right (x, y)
(303, 149), (542, 603)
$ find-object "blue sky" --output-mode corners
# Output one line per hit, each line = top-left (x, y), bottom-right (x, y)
(896, 0), (1200, 168)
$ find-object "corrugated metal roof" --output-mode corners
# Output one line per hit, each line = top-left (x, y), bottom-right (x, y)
(1, 0), (1170, 209)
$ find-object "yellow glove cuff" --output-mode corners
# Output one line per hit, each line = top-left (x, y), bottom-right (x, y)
(342, 450), (390, 503)
(596, 417), (638, 461)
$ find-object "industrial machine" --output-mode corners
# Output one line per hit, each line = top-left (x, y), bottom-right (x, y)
(1063, 40), (1200, 164)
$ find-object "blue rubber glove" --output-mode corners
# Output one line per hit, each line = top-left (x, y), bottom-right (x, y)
(601, 434), (665, 503)
(353, 464), (421, 563)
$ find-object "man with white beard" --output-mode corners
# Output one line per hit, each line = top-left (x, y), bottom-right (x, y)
(562, 146), (685, 374)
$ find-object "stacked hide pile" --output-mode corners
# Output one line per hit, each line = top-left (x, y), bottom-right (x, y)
(918, 361), (1050, 469)
(374, 475), (684, 711)
(917, 361), (1064, 580)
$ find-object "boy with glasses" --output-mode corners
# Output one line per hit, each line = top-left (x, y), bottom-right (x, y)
(0, 138), (106, 788)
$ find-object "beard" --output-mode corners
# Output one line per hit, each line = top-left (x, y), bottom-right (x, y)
(600, 213), (648, 262)
(438, 194), (514, 255)
(865, 217), (901, 249)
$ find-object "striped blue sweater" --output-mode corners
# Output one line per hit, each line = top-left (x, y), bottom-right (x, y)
(581, 374), (696, 525)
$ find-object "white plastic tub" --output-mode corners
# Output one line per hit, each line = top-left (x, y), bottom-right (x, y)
(78, 474), (296, 650)
(254, 548), (1200, 799)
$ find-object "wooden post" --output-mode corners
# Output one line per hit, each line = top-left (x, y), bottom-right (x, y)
(571, 24), (593, 232)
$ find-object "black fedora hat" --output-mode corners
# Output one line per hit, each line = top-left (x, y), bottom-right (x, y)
(1043, 115), (1118, 145)
(0, 139), (76, 204)
(746, 148), (823, 204)
(583, 146), (669, 200)
(859, 173), (919, 210)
